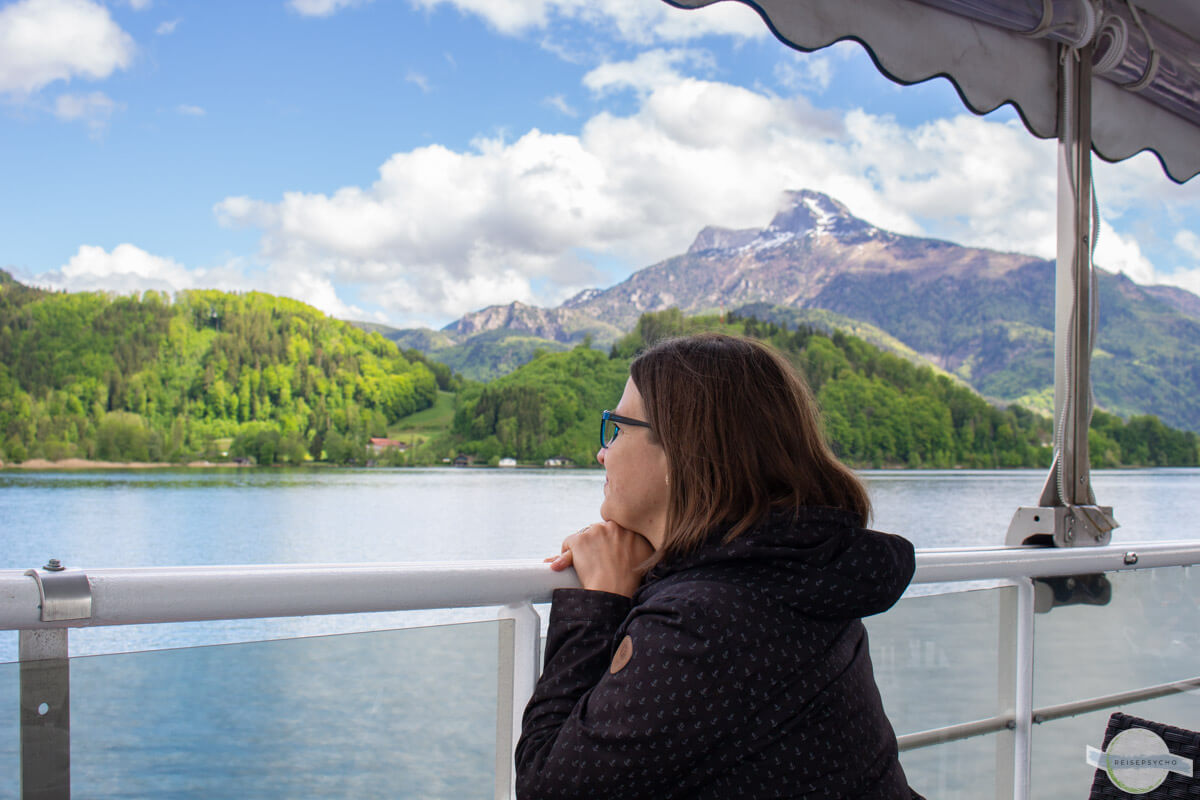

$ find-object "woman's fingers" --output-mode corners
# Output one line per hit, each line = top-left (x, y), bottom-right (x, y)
(548, 548), (574, 571)
(545, 524), (592, 570)
(549, 520), (655, 596)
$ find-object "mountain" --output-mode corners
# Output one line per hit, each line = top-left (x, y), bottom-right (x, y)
(565, 190), (1044, 331)
(444, 300), (623, 344)
(352, 322), (459, 354)
(425, 329), (571, 382)
(354, 301), (624, 381)
(427, 189), (1200, 431)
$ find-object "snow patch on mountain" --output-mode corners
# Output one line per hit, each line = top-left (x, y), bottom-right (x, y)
(562, 287), (603, 308)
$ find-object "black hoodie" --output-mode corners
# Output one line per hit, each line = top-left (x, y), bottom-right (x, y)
(516, 506), (922, 799)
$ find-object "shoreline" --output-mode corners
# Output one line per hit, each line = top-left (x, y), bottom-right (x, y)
(1, 458), (254, 470)
(0, 458), (1186, 472)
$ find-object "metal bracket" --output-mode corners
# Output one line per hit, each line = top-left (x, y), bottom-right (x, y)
(20, 630), (71, 800)
(24, 563), (92, 623)
(1006, 505), (1117, 547)
(18, 561), (86, 799)
(1032, 573), (1113, 614)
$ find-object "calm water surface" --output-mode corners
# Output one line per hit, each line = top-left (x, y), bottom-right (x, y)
(3, 467), (1198, 569)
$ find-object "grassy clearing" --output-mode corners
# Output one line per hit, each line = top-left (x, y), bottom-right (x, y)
(391, 390), (455, 435)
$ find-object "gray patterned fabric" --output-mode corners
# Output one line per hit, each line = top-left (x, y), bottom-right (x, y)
(516, 506), (923, 799)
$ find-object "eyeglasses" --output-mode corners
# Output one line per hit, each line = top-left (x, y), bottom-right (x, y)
(600, 410), (652, 449)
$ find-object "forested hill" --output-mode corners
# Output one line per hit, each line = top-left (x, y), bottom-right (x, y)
(1, 273), (1195, 468)
(449, 309), (1199, 469)
(0, 271), (444, 463)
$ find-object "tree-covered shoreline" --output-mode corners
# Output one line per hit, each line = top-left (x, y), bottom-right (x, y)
(1, 273), (1195, 469)
(0, 273), (443, 465)
(445, 308), (1197, 469)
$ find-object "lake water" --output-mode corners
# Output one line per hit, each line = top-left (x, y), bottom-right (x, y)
(1, 467), (1199, 798)
(4, 466), (1198, 569)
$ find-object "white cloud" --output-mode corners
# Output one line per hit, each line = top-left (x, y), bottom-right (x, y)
(263, 267), (375, 320)
(543, 94), (576, 117)
(1094, 149), (1200, 223)
(0, 0), (135, 95)
(1095, 221), (1155, 283)
(1159, 268), (1200, 297)
(843, 111), (1058, 255)
(203, 60), (1199, 326)
(404, 70), (430, 93)
(213, 131), (620, 320)
(1158, 231), (1200, 296)
(124, 0), (151, 9)
(1068, 151), (1200, 297)
(155, 18), (179, 35)
(176, 103), (205, 116)
(53, 89), (119, 132)
(1176, 230), (1200, 260)
(51, 244), (196, 293)
(774, 53), (833, 93)
(287, 0), (373, 17)
(39, 243), (377, 322)
(582, 48), (713, 96)
(410, 0), (766, 43)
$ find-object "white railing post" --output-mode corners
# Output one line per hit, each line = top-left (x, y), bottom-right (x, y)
(1012, 577), (1035, 800)
(995, 584), (1017, 800)
(495, 617), (516, 800)
(496, 601), (540, 800)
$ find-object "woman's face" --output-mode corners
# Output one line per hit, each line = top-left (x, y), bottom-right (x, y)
(597, 377), (670, 549)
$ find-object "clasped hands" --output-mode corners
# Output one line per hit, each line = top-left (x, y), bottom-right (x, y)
(546, 520), (655, 598)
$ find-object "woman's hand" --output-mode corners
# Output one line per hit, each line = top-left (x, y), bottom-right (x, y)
(545, 520), (654, 598)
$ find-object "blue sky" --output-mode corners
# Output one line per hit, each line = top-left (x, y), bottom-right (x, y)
(2, 0), (1198, 329)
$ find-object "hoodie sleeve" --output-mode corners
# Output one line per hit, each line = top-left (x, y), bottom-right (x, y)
(515, 586), (756, 800)
(837, 529), (917, 618)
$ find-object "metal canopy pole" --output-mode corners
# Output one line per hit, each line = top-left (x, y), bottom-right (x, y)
(1007, 43), (1117, 548)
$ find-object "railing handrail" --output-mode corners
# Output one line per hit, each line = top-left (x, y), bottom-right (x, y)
(1, 540), (1198, 630)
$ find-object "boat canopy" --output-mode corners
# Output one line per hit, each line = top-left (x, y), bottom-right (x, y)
(668, 0), (1200, 183)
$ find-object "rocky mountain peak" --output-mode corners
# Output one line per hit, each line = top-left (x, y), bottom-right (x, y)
(687, 226), (759, 254)
(767, 190), (847, 233)
(762, 189), (878, 243)
(441, 298), (624, 344)
(686, 190), (880, 256)
(442, 300), (536, 336)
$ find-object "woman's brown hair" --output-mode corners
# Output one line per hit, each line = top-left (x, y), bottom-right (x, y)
(629, 332), (870, 558)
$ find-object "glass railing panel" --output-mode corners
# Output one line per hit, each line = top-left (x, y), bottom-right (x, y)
(864, 585), (1015, 800)
(865, 585), (1013, 734)
(66, 620), (500, 800)
(1034, 565), (1199, 707)
(0, 658), (15, 800)
(1031, 565), (1200, 800)
(898, 730), (1011, 800)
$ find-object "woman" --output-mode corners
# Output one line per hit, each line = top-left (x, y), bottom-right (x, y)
(515, 333), (922, 799)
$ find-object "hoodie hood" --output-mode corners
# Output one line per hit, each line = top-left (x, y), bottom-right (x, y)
(640, 506), (916, 621)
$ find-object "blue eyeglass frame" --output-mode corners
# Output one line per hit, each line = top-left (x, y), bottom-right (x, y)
(600, 410), (652, 449)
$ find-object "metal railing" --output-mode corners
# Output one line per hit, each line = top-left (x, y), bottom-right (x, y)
(3, 539), (1200, 800)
